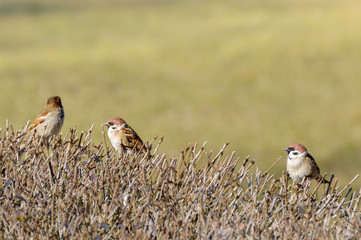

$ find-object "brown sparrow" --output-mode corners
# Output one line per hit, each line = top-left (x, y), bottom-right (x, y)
(105, 117), (146, 154)
(285, 143), (329, 184)
(23, 96), (64, 141)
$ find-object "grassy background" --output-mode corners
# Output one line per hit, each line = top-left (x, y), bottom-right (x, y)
(1, 0), (361, 188)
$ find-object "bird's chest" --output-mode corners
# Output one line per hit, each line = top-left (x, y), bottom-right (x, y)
(108, 130), (130, 149)
(287, 157), (312, 180)
(287, 157), (303, 170)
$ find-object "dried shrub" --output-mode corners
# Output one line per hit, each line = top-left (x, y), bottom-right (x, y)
(0, 123), (360, 239)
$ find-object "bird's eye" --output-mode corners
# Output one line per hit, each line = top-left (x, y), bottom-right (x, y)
(292, 152), (299, 155)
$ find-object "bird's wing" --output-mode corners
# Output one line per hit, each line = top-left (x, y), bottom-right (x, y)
(306, 153), (320, 174)
(306, 153), (329, 183)
(123, 125), (144, 151)
(27, 111), (48, 131)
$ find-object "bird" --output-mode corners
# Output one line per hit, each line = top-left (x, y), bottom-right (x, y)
(284, 143), (329, 184)
(22, 96), (64, 144)
(104, 117), (146, 154)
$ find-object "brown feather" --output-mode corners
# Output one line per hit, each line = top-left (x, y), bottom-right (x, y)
(106, 117), (147, 154)
(21, 96), (64, 150)
(122, 125), (145, 152)
(27, 111), (47, 131)
(305, 153), (329, 183)
(306, 153), (320, 175)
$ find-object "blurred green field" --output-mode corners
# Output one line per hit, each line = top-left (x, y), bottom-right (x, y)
(1, 0), (361, 188)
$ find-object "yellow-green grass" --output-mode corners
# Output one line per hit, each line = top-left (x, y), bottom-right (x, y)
(1, 0), (361, 188)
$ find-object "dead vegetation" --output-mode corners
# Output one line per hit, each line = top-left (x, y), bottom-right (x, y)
(0, 123), (360, 239)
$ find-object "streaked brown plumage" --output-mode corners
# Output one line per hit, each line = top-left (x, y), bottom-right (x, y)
(105, 117), (146, 154)
(22, 96), (64, 145)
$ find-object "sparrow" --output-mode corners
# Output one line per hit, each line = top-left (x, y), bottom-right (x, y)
(105, 117), (146, 154)
(23, 96), (64, 142)
(284, 143), (329, 184)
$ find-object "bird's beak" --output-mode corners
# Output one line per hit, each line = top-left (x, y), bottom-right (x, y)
(284, 147), (290, 152)
(104, 122), (110, 127)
